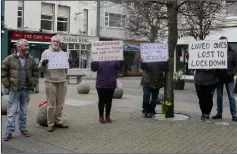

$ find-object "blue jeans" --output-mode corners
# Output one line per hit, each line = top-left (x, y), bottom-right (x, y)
(216, 81), (237, 117)
(5, 89), (29, 134)
(142, 87), (159, 114)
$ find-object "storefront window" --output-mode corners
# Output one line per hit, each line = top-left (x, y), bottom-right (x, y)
(68, 43), (91, 69)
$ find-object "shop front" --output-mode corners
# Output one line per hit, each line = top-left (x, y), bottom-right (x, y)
(58, 34), (99, 78)
(9, 30), (55, 77)
(123, 40), (148, 77)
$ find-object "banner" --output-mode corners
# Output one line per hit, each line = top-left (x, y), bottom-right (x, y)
(188, 40), (228, 69)
(47, 52), (69, 69)
(140, 43), (168, 62)
(91, 41), (124, 61)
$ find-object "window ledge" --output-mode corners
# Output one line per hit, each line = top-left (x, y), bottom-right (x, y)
(105, 26), (124, 30)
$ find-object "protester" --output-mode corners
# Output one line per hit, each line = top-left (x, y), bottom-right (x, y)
(38, 35), (68, 132)
(2, 39), (38, 141)
(194, 69), (219, 122)
(91, 61), (121, 124)
(212, 36), (237, 122)
(140, 62), (167, 118)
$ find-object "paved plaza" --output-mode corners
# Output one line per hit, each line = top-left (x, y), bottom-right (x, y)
(2, 78), (237, 153)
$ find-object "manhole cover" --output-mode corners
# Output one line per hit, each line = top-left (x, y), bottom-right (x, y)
(154, 113), (190, 121)
(115, 107), (135, 113)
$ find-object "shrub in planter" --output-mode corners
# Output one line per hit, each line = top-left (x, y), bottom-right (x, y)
(173, 70), (185, 90)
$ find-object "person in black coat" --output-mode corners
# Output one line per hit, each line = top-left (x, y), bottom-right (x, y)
(212, 36), (237, 122)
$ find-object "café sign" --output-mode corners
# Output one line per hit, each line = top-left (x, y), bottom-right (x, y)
(10, 31), (53, 42)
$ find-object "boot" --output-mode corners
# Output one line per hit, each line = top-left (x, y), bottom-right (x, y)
(99, 116), (105, 124)
(105, 116), (112, 123)
(212, 114), (222, 119)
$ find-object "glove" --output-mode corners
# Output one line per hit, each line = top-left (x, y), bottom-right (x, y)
(42, 59), (49, 67)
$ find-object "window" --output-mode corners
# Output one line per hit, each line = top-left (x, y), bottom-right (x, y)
(105, 12), (126, 28)
(41, 3), (54, 31)
(68, 44), (91, 69)
(57, 5), (70, 32)
(226, 1), (237, 17)
(83, 9), (88, 35)
(17, 1), (24, 28)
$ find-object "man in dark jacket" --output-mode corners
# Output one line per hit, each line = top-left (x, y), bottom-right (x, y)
(2, 39), (38, 141)
(140, 62), (167, 118)
(212, 36), (237, 122)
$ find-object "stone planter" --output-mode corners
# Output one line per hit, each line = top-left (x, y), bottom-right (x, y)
(77, 82), (90, 94)
(174, 80), (185, 90)
(36, 101), (48, 127)
(113, 88), (124, 99)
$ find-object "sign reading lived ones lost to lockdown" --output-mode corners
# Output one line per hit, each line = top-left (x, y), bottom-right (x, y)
(91, 41), (124, 61)
(140, 43), (168, 62)
(47, 52), (69, 69)
(188, 40), (228, 69)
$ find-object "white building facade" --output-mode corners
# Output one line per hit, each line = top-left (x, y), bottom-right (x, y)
(4, 1), (99, 78)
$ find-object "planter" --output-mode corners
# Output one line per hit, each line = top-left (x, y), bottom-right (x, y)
(174, 79), (185, 90)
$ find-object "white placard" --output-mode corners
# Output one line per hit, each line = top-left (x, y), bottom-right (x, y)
(188, 40), (228, 69)
(47, 52), (69, 69)
(91, 41), (124, 61)
(140, 43), (168, 62)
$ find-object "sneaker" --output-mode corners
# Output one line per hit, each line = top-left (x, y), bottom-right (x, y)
(48, 126), (55, 132)
(198, 115), (205, 122)
(204, 115), (211, 123)
(232, 116), (237, 122)
(105, 116), (112, 123)
(3, 133), (12, 141)
(212, 114), (222, 119)
(99, 116), (106, 124)
(20, 130), (30, 137)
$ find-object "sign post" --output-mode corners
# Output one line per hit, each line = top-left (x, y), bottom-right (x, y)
(188, 40), (228, 69)
(91, 41), (124, 61)
(140, 43), (168, 62)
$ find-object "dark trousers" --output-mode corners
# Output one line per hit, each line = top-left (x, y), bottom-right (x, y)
(195, 84), (216, 116)
(96, 88), (115, 117)
(142, 87), (159, 114)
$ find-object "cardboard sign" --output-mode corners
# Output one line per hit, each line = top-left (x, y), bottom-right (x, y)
(91, 41), (124, 61)
(47, 52), (69, 69)
(188, 40), (228, 69)
(140, 43), (168, 62)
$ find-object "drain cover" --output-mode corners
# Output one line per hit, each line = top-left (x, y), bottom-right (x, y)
(115, 107), (135, 113)
(154, 113), (190, 121)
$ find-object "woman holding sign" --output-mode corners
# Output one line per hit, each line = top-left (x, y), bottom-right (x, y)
(91, 61), (122, 124)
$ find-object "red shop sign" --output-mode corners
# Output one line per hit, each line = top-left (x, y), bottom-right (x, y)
(11, 31), (54, 42)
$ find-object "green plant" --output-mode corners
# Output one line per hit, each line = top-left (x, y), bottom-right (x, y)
(160, 100), (172, 118)
(173, 70), (184, 82)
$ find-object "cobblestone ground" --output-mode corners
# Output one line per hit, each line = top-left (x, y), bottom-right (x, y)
(2, 79), (237, 153)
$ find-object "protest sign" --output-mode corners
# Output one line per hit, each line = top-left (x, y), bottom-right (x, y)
(188, 40), (227, 69)
(140, 43), (168, 62)
(47, 52), (69, 69)
(91, 41), (124, 61)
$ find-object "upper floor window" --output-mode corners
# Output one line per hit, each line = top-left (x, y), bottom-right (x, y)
(83, 9), (88, 35)
(41, 3), (54, 31)
(57, 5), (70, 32)
(17, 1), (24, 28)
(226, 1), (237, 18)
(105, 12), (126, 28)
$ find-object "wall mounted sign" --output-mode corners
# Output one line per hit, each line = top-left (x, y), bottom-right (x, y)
(10, 31), (53, 42)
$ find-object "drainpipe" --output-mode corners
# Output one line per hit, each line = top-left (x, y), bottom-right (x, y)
(96, 0), (100, 37)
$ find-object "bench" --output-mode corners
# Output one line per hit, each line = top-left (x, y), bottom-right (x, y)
(66, 74), (86, 85)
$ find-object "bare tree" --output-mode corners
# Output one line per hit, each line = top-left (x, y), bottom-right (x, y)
(123, 1), (167, 42)
(179, 1), (225, 40)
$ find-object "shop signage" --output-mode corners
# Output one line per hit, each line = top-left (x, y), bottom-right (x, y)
(60, 35), (91, 44)
(123, 43), (140, 51)
(10, 31), (53, 42)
